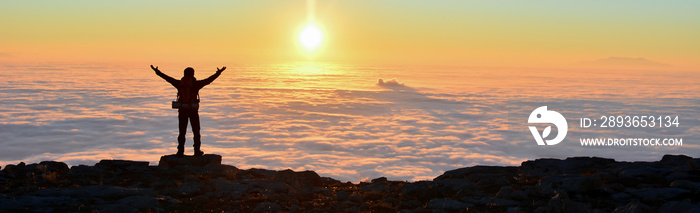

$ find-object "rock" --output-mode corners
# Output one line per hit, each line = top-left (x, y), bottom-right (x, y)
(32, 185), (153, 199)
(508, 207), (526, 213)
(203, 164), (239, 177)
(14, 195), (78, 210)
(547, 195), (591, 213)
(0, 196), (22, 211)
(272, 169), (322, 190)
(628, 187), (690, 201)
(665, 171), (691, 181)
(401, 181), (450, 200)
(435, 165), (517, 182)
(115, 195), (161, 210)
(1, 161), (70, 183)
(37, 161), (69, 174)
(434, 178), (480, 198)
(254, 201), (283, 213)
(246, 179), (290, 194)
(617, 165), (669, 183)
(520, 157), (616, 178)
(206, 178), (247, 200)
(334, 190), (351, 201)
(613, 201), (652, 213)
(560, 175), (603, 194)
(248, 168), (278, 178)
(3, 155), (700, 212)
(490, 198), (521, 207)
(659, 201), (698, 213)
(1, 162), (24, 173)
(371, 177), (389, 184)
(477, 176), (513, 191)
(360, 182), (393, 192)
(611, 193), (632, 202)
(210, 177), (248, 193)
(535, 176), (566, 197)
(66, 164), (103, 176)
(496, 186), (529, 201)
(670, 179), (699, 191)
(158, 154), (222, 169)
(178, 178), (205, 195)
(495, 186), (514, 199)
(660, 155), (697, 169)
(459, 197), (520, 208)
(96, 159), (150, 171)
(95, 204), (139, 213)
(427, 198), (473, 210)
(511, 190), (529, 201)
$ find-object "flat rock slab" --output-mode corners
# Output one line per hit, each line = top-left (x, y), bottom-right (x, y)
(158, 154), (222, 168)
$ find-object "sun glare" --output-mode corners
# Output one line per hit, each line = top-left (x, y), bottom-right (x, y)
(300, 24), (323, 51)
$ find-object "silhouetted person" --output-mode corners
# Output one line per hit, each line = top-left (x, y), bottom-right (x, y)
(152, 65), (225, 157)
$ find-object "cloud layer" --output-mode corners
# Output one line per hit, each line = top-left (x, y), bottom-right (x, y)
(0, 64), (697, 182)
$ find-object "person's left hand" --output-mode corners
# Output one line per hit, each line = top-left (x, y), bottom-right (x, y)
(217, 66), (226, 72)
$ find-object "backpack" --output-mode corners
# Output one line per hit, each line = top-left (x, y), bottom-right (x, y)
(172, 76), (199, 109)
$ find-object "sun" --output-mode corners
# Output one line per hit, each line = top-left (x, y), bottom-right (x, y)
(299, 24), (323, 51)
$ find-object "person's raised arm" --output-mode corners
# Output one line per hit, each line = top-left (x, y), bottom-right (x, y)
(198, 66), (226, 87)
(151, 65), (179, 87)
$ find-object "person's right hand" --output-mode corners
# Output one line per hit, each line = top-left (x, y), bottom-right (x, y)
(150, 65), (160, 72)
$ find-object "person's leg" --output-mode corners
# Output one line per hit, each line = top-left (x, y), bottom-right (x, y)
(191, 109), (203, 156)
(177, 109), (188, 156)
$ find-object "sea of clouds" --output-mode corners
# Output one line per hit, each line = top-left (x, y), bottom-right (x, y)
(0, 63), (698, 181)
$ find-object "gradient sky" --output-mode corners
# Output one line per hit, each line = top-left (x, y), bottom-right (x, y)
(1, 1), (699, 181)
(1, 1), (699, 69)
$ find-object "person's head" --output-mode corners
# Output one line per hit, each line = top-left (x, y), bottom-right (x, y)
(184, 67), (195, 77)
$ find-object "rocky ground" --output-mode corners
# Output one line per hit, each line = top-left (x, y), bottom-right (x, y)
(0, 154), (698, 213)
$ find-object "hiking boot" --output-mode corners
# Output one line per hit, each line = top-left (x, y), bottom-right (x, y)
(194, 150), (204, 157)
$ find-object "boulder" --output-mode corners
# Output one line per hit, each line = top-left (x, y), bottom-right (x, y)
(37, 161), (69, 175)
(435, 165), (517, 182)
(495, 186), (513, 199)
(47, 185), (153, 198)
(613, 201), (652, 213)
(659, 201), (698, 213)
(158, 154), (222, 169)
(546, 197), (590, 213)
(401, 181), (450, 201)
(178, 180), (205, 195)
(209, 177), (248, 193)
(115, 195), (161, 210)
(371, 177), (389, 184)
(427, 198), (473, 210)
(617, 165), (669, 185)
(660, 155), (697, 169)
(461, 197), (520, 207)
(253, 201), (283, 213)
(628, 187), (690, 201)
(519, 157), (616, 178)
(560, 175), (603, 194)
(669, 179), (699, 191)
(360, 183), (392, 192)
(0, 196), (22, 211)
(435, 178), (480, 197)
(273, 169), (323, 190)
(96, 159), (150, 171)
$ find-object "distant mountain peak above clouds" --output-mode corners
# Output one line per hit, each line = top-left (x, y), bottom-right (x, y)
(581, 57), (672, 68)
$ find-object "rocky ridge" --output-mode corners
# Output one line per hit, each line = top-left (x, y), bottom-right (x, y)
(0, 154), (698, 212)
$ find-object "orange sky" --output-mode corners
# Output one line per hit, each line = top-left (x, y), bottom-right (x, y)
(1, 1), (698, 69)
